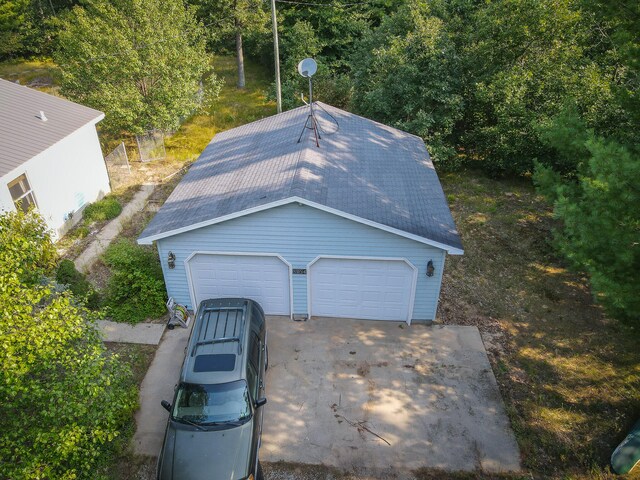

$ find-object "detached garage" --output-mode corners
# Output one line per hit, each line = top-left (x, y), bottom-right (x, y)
(138, 103), (462, 323)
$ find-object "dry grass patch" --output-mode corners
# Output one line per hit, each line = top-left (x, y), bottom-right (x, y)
(438, 170), (640, 478)
(0, 58), (60, 95)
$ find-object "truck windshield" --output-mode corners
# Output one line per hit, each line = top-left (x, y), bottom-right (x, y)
(172, 380), (251, 425)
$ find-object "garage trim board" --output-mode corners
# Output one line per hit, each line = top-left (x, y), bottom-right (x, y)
(184, 251), (293, 318)
(139, 196), (464, 255)
(307, 255), (418, 324)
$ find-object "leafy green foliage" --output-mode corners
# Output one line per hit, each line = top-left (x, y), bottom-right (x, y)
(277, 20), (323, 109)
(103, 239), (167, 323)
(56, 259), (101, 310)
(534, 112), (640, 324)
(0, 210), (137, 479)
(191, 0), (268, 52)
(55, 0), (216, 135)
(0, 0), (75, 59)
(83, 196), (122, 223)
(0, 209), (57, 285)
(0, 0), (30, 58)
(458, 0), (603, 175)
(350, 2), (462, 165)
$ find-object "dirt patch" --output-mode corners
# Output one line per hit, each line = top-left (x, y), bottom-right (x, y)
(104, 342), (157, 385)
(87, 259), (111, 291)
(264, 461), (349, 480)
(357, 362), (370, 377)
(109, 454), (156, 480)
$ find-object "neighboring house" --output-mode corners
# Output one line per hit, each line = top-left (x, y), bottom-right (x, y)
(0, 79), (110, 238)
(138, 103), (463, 323)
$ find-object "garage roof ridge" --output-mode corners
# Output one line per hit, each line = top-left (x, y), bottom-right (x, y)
(137, 103), (463, 253)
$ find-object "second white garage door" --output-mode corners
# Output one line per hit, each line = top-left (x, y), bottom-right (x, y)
(309, 257), (416, 321)
(187, 253), (291, 315)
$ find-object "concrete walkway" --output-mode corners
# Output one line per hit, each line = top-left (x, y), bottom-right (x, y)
(133, 323), (193, 456)
(97, 320), (165, 345)
(74, 183), (155, 273)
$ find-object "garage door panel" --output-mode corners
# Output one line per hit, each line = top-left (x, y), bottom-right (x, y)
(189, 254), (290, 315)
(310, 258), (414, 321)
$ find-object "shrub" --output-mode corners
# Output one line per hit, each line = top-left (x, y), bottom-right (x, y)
(103, 239), (166, 323)
(71, 224), (91, 239)
(83, 196), (122, 223)
(55, 259), (102, 310)
(0, 208), (57, 285)
(0, 210), (138, 479)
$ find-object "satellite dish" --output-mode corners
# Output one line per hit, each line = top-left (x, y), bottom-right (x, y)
(297, 58), (317, 78)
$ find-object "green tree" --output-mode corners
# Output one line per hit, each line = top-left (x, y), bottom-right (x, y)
(350, 2), (463, 164)
(192, 0), (268, 88)
(276, 20), (322, 109)
(534, 111), (640, 324)
(0, 0), (30, 58)
(0, 0), (82, 60)
(0, 209), (137, 479)
(457, 0), (606, 175)
(55, 0), (216, 135)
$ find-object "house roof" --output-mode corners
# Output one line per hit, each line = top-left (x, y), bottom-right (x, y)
(138, 102), (463, 253)
(0, 79), (104, 178)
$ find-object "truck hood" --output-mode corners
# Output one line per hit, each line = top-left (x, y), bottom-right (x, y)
(160, 421), (253, 480)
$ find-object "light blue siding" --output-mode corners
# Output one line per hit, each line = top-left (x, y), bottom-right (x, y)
(157, 203), (447, 320)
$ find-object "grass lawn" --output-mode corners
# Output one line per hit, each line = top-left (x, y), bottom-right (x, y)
(439, 171), (640, 479)
(0, 58), (60, 95)
(164, 55), (276, 162)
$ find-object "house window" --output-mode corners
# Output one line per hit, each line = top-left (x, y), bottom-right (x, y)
(8, 174), (37, 213)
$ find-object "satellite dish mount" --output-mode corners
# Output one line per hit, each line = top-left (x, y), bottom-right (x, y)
(297, 58), (321, 147)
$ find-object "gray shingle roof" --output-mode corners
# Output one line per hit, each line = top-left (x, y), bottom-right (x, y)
(139, 103), (462, 252)
(0, 79), (104, 177)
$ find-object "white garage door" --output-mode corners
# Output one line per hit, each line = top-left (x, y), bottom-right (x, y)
(309, 258), (416, 321)
(188, 254), (290, 315)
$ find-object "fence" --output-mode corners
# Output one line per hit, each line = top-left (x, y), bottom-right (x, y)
(136, 131), (166, 162)
(104, 142), (131, 189)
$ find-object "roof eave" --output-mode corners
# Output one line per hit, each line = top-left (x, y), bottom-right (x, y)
(0, 112), (107, 179)
(137, 196), (464, 255)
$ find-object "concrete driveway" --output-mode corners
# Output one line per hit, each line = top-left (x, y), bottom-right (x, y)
(262, 317), (521, 475)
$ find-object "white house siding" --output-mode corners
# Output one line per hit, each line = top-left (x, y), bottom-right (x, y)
(0, 122), (110, 238)
(156, 203), (447, 321)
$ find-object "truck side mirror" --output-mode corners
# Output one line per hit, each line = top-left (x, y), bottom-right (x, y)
(161, 400), (172, 412)
(255, 397), (267, 408)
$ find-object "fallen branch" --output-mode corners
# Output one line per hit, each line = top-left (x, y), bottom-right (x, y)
(335, 414), (391, 446)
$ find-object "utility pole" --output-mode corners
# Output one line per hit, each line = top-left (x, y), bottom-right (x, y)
(270, 0), (282, 113)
